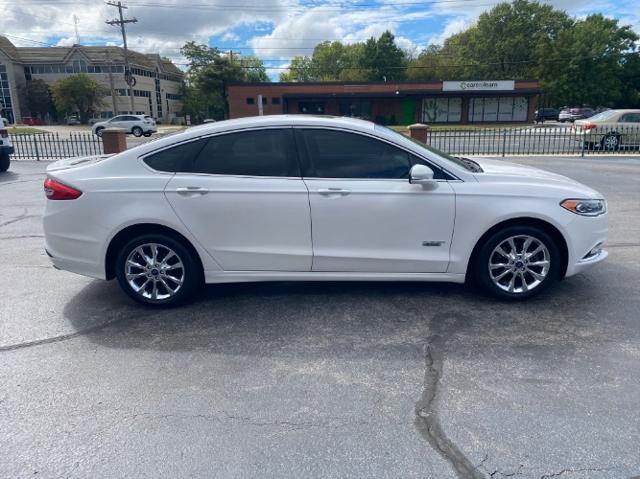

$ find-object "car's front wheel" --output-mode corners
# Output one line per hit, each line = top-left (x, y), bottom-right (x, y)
(475, 226), (561, 300)
(132, 126), (143, 137)
(95, 127), (104, 138)
(115, 234), (201, 307)
(601, 133), (620, 151)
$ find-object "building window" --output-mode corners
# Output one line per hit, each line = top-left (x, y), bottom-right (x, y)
(339, 101), (372, 120)
(246, 97), (255, 105)
(468, 96), (528, 122)
(422, 97), (462, 123)
(272, 97), (280, 105)
(298, 101), (325, 114)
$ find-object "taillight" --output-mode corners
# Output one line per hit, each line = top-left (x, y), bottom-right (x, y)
(583, 124), (597, 130)
(0, 129), (7, 138)
(44, 178), (82, 200)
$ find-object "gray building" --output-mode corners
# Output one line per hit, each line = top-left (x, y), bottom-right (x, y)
(0, 35), (184, 124)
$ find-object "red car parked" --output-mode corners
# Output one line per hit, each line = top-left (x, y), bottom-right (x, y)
(22, 117), (44, 126)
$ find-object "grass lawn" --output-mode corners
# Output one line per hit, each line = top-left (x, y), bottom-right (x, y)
(6, 127), (47, 135)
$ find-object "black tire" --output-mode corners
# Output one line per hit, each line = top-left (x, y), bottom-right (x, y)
(474, 226), (561, 300)
(115, 234), (202, 307)
(95, 127), (104, 138)
(132, 126), (143, 137)
(0, 152), (9, 172)
(601, 133), (620, 151)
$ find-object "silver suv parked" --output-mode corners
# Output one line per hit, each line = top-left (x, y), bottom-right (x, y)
(92, 114), (157, 138)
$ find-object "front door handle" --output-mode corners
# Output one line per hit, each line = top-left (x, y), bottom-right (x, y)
(176, 186), (209, 196)
(318, 188), (351, 196)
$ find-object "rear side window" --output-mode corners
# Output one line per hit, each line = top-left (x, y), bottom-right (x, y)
(298, 129), (411, 179)
(143, 139), (206, 172)
(192, 129), (300, 177)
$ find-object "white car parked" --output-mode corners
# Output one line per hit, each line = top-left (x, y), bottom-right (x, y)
(92, 114), (157, 138)
(43, 116), (608, 306)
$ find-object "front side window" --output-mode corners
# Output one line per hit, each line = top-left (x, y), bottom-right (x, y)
(109, 116), (122, 123)
(298, 129), (412, 179)
(192, 129), (300, 177)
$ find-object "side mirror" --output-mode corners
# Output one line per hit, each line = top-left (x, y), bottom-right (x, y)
(409, 164), (435, 185)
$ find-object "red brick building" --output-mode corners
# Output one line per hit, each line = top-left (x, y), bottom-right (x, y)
(228, 80), (540, 125)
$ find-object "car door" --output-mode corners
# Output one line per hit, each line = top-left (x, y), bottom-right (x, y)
(296, 128), (456, 273)
(161, 128), (312, 271)
(619, 113), (640, 145)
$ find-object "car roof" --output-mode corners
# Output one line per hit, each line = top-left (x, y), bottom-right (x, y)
(130, 115), (376, 155)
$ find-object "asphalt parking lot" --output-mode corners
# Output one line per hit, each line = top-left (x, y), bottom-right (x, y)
(1, 156), (639, 478)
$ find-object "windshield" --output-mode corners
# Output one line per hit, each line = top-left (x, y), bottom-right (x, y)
(588, 110), (616, 121)
(374, 124), (475, 171)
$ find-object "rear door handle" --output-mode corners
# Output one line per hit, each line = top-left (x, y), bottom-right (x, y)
(318, 188), (351, 196)
(176, 186), (209, 196)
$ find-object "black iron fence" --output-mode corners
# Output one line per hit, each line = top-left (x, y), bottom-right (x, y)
(9, 132), (103, 160)
(425, 124), (640, 156)
(8, 124), (640, 160)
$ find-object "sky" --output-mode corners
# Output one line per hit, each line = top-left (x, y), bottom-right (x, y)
(2, 0), (639, 79)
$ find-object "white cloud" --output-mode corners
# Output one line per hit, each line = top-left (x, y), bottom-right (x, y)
(220, 31), (240, 42)
(428, 18), (469, 47)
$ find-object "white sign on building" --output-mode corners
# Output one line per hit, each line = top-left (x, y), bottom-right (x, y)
(442, 80), (515, 91)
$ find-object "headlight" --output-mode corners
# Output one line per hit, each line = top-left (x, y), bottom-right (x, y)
(560, 199), (607, 216)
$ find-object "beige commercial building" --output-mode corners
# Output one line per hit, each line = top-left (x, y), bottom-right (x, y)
(0, 35), (184, 124)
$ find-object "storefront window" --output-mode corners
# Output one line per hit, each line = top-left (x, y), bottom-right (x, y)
(422, 97), (461, 123)
(339, 101), (371, 119)
(298, 101), (325, 114)
(468, 96), (529, 122)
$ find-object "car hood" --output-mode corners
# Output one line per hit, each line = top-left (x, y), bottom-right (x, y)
(471, 157), (601, 198)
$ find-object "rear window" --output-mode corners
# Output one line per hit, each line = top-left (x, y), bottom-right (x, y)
(143, 139), (207, 172)
(588, 111), (616, 121)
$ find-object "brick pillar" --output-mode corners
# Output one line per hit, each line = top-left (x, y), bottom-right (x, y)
(101, 128), (127, 154)
(408, 123), (430, 144)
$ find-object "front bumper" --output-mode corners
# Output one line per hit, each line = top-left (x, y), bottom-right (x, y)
(0, 144), (14, 155)
(564, 212), (608, 277)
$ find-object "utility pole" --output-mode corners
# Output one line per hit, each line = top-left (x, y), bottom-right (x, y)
(105, 48), (118, 116)
(72, 15), (81, 45)
(106, 1), (137, 113)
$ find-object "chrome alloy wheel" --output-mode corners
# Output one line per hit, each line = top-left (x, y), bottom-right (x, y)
(125, 243), (185, 301)
(488, 235), (550, 294)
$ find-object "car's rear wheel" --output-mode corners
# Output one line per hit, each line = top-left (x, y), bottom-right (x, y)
(95, 127), (104, 138)
(132, 126), (143, 137)
(0, 152), (9, 172)
(475, 226), (560, 300)
(115, 234), (201, 307)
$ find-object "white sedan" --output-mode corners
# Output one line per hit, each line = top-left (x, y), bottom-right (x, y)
(43, 115), (608, 306)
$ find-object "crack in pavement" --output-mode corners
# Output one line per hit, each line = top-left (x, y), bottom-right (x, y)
(0, 315), (132, 352)
(414, 337), (485, 479)
(539, 467), (613, 478)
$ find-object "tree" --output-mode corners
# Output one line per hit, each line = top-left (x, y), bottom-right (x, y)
(180, 42), (269, 120)
(19, 79), (53, 118)
(51, 74), (108, 124)
(537, 14), (639, 107)
(279, 32), (408, 82)
(279, 56), (314, 82)
(360, 31), (407, 81)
